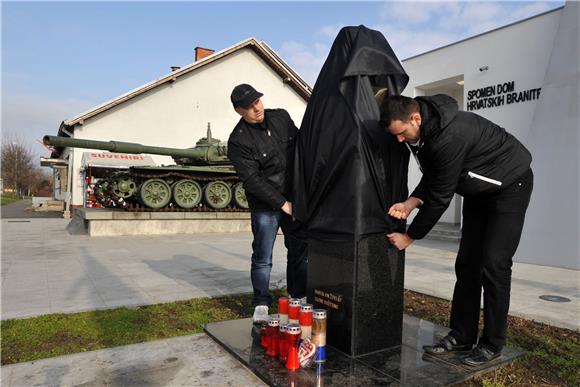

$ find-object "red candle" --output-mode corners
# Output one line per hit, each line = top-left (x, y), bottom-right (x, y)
(288, 298), (301, 324)
(278, 323), (289, 362)
(285, 324), (302, 371)
(299, 304), (313, 340)
(278, 297), (289, 323)
(266, 317), (280, 357)
(260, 321), (268, 348)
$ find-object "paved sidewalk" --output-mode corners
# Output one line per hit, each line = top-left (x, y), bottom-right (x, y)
(403, 239), (579, 331)
(2, 218), (578, 330)
(2, 334), (265, 386)
(1, 219), (286, 319)
(1, 199), (62, 219)
(1, 217), (578, 386)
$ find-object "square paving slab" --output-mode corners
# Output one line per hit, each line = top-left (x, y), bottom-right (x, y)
(205, 315), (522, 386)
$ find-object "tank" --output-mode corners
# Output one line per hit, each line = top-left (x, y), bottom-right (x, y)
(43, 125), (248, 211)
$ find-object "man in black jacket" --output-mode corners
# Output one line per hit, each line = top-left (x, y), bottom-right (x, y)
(383, 94), (533, 366)
(227, 84), (307, 323)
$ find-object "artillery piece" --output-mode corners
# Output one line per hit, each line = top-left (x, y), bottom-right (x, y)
(43, 125), (248, 211)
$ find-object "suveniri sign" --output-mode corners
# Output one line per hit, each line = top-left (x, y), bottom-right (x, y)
(467, 81), (542, 111)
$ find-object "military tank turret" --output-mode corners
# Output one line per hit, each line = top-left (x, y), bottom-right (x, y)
(43, 125), (248, 211)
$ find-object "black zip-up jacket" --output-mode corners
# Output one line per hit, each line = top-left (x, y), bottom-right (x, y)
(407, 94), (532, 240)
(227, 109), (299, 211)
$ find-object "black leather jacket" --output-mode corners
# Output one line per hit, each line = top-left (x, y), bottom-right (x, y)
(407, 95), (532, 240)
(227, 109), (299, 211)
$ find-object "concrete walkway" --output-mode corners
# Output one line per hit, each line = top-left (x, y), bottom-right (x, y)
(1, 219), (287, 319)
(1, 199), (62, 219)
(2, 334), (264, 386)
(2, 218), (578, 329)
(1, 217), (578, 386)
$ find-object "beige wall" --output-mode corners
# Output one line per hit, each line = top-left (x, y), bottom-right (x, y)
(66, 48), (308, 206)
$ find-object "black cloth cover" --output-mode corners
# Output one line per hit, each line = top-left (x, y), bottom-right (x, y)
(294, 25), (410, 241)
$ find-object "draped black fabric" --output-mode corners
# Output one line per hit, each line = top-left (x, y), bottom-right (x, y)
(294, 25), (410, 241)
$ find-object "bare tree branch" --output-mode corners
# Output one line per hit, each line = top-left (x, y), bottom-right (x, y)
(1, 134), (51, 196)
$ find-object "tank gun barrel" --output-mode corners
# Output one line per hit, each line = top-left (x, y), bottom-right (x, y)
(44, 135), (200, 159)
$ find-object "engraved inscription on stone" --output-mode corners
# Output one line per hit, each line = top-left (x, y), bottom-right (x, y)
(314, 289), (343, 310)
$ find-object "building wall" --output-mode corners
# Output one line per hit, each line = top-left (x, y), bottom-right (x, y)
(402, 9), (560, 140)
(517, 1), (579, 269)
(401, 5), (579, 269)
(66, 48), (308, 207)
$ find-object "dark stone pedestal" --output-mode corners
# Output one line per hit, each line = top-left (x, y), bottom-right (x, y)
(307, 233), (404, 356)
(204, 316), (522, 386)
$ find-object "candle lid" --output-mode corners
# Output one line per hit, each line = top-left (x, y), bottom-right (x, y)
(286, 323), (302, 334)
(268, 316), (280, 326)
(300, 303), (313, 312)
(289, 298), (301, 307)
(313, 309), (327, 319)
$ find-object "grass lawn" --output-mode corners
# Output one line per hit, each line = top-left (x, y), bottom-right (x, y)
(0, 194), (20, 206)
(1, 289), (578, 386)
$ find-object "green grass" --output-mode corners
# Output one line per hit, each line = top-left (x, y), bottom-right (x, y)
(0, 193), (20, 206)
(2, 289), (578, 387)
(405, 291), (580, 387)
(1, 291), (284, 365)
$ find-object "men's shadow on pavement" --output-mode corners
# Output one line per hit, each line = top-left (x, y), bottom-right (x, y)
(143, 254), (256, 298)
(58, 248), (182, 387)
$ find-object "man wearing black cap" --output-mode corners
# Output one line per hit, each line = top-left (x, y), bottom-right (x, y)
(227, 84), (308, 323)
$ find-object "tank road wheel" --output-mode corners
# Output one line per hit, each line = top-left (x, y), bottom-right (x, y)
(203, 180), (232, 209)
(111, 176), (137, 199)
(172, 179), (202, 209)
(139, 179), (171, 209)
(233, 183), (249, 209)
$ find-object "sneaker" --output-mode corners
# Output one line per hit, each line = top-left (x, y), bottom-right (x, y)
(423, 335), (473, 355)
(461, 345), (500, 367)
(253, 305), (269, 324)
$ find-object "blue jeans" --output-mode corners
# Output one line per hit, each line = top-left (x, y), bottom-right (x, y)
(250, 211), (308, 307)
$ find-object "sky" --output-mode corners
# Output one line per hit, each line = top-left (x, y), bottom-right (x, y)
(1, 0), (564, 159)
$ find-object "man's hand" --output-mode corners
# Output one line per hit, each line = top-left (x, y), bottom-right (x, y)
(388, 197), (422, 220)
(281, 201), (293, 216)
(388, 202), (412, 219)
(387, 232), (414, 250)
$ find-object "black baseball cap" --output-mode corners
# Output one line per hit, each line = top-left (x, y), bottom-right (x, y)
(230, 84), (263, 108)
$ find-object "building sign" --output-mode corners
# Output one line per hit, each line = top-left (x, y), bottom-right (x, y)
(89, 153), (145, 160)
(467, 81), (541, 111)
(81, 152), (156, 168)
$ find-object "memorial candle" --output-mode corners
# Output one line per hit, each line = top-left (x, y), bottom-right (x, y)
(299, 304), (313, 340)
(312, 309), (327, 362)
(285, 324), (302, 371)
(278, 297), (289, 323)
(266, 316), (280, 357)
(288, 298), (301, 324)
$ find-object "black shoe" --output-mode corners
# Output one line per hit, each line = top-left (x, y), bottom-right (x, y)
(423, 335), (472, 355)
(461, 345), (501, 367)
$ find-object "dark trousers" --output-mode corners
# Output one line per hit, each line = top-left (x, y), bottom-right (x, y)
(449, 169), (533, 353)
(250, 211), (308, 307)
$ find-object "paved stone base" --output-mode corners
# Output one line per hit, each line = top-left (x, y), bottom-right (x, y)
(77, 208), (251, 236)
(2, 334), (265, 387)
(205, 316), (523, 386)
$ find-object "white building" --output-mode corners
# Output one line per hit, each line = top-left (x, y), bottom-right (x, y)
(401, 2), (579, 269)
(42, 38), (311, 213)
(43, 4), (579, 270)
